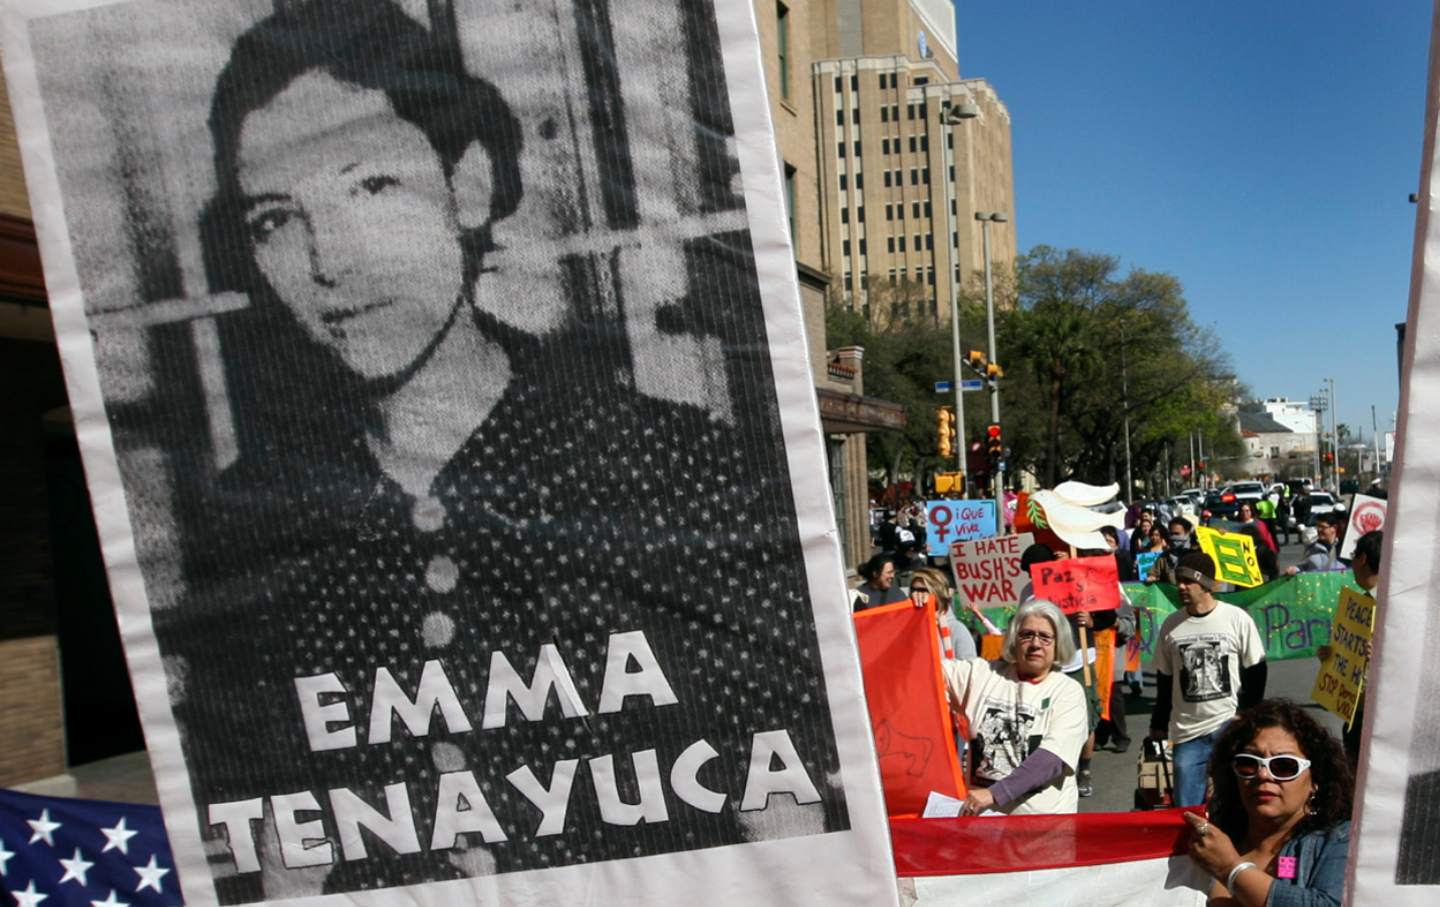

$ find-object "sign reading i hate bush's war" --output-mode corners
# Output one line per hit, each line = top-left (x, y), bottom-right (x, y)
(1028, 556), (1122, 614)
(949, 533), (1035, 609)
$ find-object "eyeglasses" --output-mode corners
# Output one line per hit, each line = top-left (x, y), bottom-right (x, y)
(1232, 753), (1312, 782)
(1016, 631), (1055, 646)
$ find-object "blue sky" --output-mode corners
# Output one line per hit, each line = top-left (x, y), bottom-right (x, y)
(954, 1), (1428, 443)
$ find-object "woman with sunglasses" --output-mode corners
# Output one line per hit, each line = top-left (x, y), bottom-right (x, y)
(941, 598), (1089, 815)
(1184, 699), (1353, 906)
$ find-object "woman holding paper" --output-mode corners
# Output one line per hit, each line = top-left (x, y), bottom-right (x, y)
(941, 599), (1089, 815)
(1184, 700), (1352, 906)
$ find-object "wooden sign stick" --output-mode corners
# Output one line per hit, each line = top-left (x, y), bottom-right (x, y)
(1067, 544), (1093, 686)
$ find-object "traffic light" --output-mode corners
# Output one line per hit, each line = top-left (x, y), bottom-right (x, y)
(967, 349), (986, 371)
(985, 422), (1003, 463)
(1323, 451), (1334, 464)
(937, 406), (954, 459)
(986, 362), (1003, 379)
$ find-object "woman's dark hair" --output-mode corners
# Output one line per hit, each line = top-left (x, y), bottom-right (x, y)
(859, 554), (895, 583)
(197, 0), (526, 479)
(1207, 699), (1353, 844)
(1020, 543), (1055, 572)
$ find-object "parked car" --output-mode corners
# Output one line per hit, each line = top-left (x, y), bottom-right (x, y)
(1166, 496), (1197, 519)
(1226, 481), (1267, 504)
(1303, 491), (1346, 524)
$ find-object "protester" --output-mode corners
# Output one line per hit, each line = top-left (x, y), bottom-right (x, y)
(855, 554), (906, 610)
(941, 599), (1089, 815)
(910, 566), (978, 661)
(1275, 489), (1292, 545)
(1238, 502), (1278, 556)
(1254, 493), (1279, 550)
(1145, 516), (1194, 584)
(1130, 512), (1155, 554)
(1183, 699), (1352, 906)
(1101, 525), (1137, 581)
(876, 510), (922, 570)
(1150, 551), (1268, 807)
(1286, 514), (1340, 575)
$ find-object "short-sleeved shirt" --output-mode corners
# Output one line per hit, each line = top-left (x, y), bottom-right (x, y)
(941, 658), (1089, 814)
(1152, 602), (1266, 743)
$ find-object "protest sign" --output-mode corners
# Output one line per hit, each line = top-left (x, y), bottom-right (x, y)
(853, 601), (967, 816)
(1340, 492), (1388, 560)
(925, 499), (997, 555)
(1028, 556), (1121, 614)
(0, 1), (896, 904)
(1195, 526), (1265, 588)
(1135, 550), (1161, 579)
(948, 532), (1033, 609)
(1311, 587), (1375, 725)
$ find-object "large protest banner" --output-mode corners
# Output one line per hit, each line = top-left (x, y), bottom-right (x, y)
(0, 1), (896, 905)
(1350, 5), (1440, 900)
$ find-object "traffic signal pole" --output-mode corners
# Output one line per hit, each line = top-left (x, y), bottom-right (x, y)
(979, 215), (1004, 531)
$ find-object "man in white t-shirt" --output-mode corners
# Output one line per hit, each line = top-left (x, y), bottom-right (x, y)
(1148, 551), (1267, 807)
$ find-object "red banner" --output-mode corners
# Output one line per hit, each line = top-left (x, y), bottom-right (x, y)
(853, 600), (967, 815)
(1027, 555), (1121, 614)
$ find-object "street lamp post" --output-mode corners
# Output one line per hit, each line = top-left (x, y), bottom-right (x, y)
(940, 99), (978, 485)
(975, 210), (1007, 524)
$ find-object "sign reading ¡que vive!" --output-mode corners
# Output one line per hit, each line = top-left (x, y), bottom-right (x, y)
(1195, 526), (1265, 588)
(925, 499), (998, 555)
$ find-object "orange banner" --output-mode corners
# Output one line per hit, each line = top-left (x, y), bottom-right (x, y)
(853, 600), (967, 815)
(1094, 628), (1116, 721)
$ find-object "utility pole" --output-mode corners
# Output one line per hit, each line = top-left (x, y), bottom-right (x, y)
(1328, 377), (1338, 490)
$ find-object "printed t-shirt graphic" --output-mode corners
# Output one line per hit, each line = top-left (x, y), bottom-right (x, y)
(1177, 637), (1231, 702)
(1152, 603), (1265, 743)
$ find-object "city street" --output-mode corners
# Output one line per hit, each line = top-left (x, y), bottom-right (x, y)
(1080, 535), (1348, 813)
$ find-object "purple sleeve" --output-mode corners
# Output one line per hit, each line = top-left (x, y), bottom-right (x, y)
(987, 748), (1066, 807)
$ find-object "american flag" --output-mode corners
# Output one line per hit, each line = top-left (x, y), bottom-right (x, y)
(0, 789), (180, 907)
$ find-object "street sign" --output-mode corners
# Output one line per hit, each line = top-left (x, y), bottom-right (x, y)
(934, 379), (984, 393)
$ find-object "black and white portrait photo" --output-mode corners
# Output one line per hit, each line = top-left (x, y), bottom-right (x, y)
(972, 700), (1036, 781)
(1178, 639), (1230, 703)
(1, 0), (894, 904)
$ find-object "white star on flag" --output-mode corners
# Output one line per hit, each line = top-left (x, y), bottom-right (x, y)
(58, 847), (95, 885)
(0, 837), (14, 876)
(11, 881), (48, 907)
(99, 817), (137, 855)
(26, 809), (61, 847)
(132, 854), (169, 893)
(89, 891), (128, 907)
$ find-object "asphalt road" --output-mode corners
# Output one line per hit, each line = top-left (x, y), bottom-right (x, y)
(1078, 537), (1346, 814)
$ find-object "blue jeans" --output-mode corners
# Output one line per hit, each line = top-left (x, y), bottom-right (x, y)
(1173, 726), (1227, 808)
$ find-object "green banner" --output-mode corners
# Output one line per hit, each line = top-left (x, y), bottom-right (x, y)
(955, 572), (1361, 663)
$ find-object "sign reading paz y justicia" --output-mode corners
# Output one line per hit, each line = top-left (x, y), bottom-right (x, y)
(0, 1), (896, 905)
(1028, 556), (1122, 614)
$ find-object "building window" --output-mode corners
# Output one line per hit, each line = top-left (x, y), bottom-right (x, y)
(839, 173), (847, 190)
(910, 168), (918, 185)
(909, 136), (917, 153)
(844, 273), (853, 291)
(855, 172), (863, 189)
(927, 266), (935, 285)
(777, 3), (791, 101)
(898, 236), (906, 252)
(883, 171), (892, 188)
(951, 199), (957, 216)
(922, 167), (930, 184)
(918, 102), (927, 119)
(948, 165), (954, 181)
(881, 137), (889, 154)
(913, 233), (921, 251)
(952, 231), (958, 248)
(925, 234), (933, 251)
(851, 74), (859, 91)
(911, 201), (920, 219)
(891, 104), (899, 120)
(852, 107), (859, 122)
(837, 142), (846, 158)
(921, 135), (929, 151)
(836, 109), (843, 126)
(887, 236), (895, 253)
(947, 133), (953, 150)
(885, 203), (893, 221)
(858, 239), (867, 255)
(783, 162), (797, 243)
(841, 207), (849, 224)
(854, 141), (862, 157)
(857, 206), (865, 223)
(924, 200), (932, 218)
(906, 103), (915, 120)
(834, 75), (843, 92)
(881, 106), (889, 123)
(842, 239), (851, 256)
(915, 76), (929, 86)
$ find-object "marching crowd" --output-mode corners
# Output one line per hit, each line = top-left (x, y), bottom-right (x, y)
(853, 492), (1383, 906)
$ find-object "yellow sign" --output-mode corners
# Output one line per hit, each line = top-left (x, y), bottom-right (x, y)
(1195, 526), (1264, 588)
(1311, 587), (1376, 725)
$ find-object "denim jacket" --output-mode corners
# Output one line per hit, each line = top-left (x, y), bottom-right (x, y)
(1266, 820), (1349, 907)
